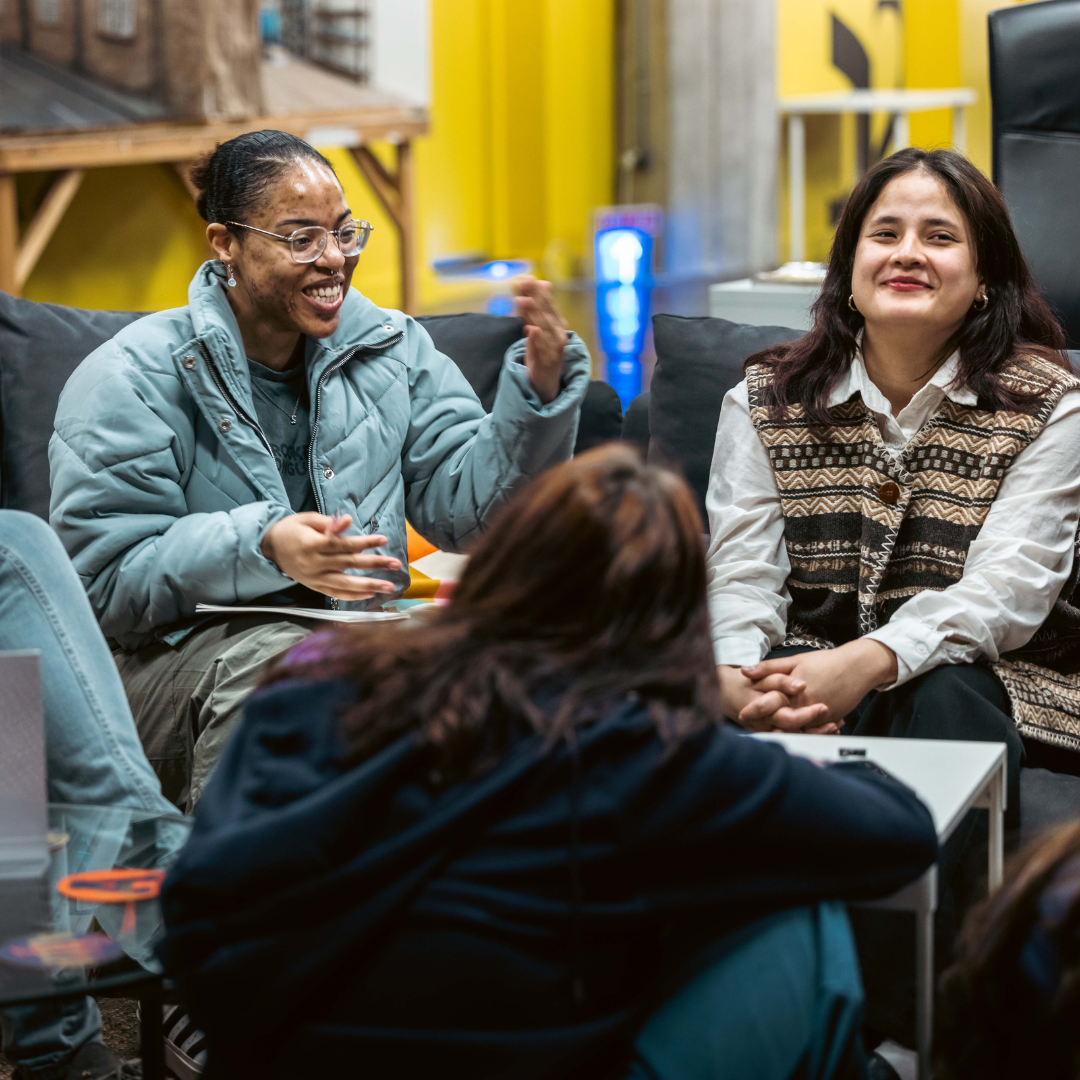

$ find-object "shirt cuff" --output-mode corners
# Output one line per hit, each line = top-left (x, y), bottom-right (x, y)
(863, 621), (947, 687)
(713, 634), (772, 668)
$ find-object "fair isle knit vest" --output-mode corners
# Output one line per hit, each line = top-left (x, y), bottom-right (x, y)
(746, 355), (1080, 753)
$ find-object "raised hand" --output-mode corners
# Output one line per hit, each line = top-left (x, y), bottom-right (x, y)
(261, 513), (401, 600)
(513, 276), (569, 404)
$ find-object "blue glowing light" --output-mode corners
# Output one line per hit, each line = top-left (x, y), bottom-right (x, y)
(594, 226), (653, 408)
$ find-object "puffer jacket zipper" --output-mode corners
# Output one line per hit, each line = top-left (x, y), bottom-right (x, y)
(198, 341), (275, 460)
(307, 330), (404, 610)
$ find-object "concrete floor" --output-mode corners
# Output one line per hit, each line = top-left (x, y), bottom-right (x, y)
(0, 998), (146, 1079)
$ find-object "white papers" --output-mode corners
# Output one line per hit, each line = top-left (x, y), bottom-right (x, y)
(195, 604), (409, 624)
(411, 550), (468, 581)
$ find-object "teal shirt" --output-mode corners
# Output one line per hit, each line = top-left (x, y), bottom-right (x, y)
(246, 358), (317, 513)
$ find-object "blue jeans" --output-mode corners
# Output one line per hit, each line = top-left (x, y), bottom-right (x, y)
(627, 903), (868, 1080)
(0, 512), (175, 1079)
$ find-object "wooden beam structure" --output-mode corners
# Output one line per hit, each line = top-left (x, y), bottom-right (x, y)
(14, 170), (85, 292)
(0, 174), (16, 297)
(350, 142), (416, 315)
(172, 162), (200, 202)
(0, 94), (428, 300)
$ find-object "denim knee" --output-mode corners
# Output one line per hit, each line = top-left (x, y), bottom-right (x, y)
(0, 510), (66, 566)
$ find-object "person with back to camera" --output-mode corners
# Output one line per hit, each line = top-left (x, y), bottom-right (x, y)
(47, 130), (590, 810)
(937, 816), (1080, 1080)
(705, 147), (1080, 820)
(158, 445), (938, 1080)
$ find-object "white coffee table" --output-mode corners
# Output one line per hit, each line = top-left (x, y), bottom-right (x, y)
(753, 734), (1007, 1080)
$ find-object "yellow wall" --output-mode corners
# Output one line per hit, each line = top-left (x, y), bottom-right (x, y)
(21, 0), (614, 313)
(775, 0), (1035, 264)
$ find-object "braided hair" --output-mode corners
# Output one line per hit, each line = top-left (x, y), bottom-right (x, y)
(190, 130), (337, 235)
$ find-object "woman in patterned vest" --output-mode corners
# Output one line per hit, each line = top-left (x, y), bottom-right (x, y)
(706, 147), (1080, 817)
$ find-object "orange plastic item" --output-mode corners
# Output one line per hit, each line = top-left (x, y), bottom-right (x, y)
(56, 869), (165, 904)
(406, 521), (438, 562)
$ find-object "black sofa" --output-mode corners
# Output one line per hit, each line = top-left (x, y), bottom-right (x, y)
(3, 293), (1078, 839)
(0, 295), (622, 521)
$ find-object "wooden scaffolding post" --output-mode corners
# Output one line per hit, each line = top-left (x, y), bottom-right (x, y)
(14, 169), (84, 291)
(0, 173), (18, 296)
(349, 139), (418, 315)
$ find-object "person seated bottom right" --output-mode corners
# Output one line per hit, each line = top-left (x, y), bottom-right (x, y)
(936, 816), (1080, 1080)
(706, 146), (1080, 823)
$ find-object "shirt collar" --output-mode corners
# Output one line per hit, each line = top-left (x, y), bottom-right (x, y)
(828, 337), (977, 412)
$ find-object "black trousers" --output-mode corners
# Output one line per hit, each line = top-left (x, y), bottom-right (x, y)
(767, 646), (1023, 826)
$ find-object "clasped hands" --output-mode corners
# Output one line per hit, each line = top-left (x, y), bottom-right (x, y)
(262, 512), (401, 601)
(718, 638), (899, 735)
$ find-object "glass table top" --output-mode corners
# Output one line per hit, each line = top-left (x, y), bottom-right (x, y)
(0, 803), (191, 1006)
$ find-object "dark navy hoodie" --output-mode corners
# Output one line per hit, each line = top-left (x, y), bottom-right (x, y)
(159, 677), (937, 1079)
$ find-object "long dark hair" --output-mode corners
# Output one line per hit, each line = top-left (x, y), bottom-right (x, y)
(752, 148), (1067, 425)
(265, 444), (721, 783)
(937, 819), (1080, 1079)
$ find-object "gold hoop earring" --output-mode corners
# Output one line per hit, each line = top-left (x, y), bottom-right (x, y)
(847, 294), (858, 312)
(225, 263), (237, 288)
(973, 293), (989, 311)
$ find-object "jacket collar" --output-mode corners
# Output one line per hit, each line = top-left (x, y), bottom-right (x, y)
(187, 261), (403, 384)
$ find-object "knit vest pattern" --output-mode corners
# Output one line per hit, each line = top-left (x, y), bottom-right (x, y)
(746, 355), (1080, 753)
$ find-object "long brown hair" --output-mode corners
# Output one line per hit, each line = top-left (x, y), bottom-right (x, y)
(752, 148), (1067, 426)
(266, 444), (721, 783)
(936, 819), (1080, 1079)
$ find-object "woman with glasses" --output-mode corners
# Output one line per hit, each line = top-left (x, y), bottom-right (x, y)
(48, 129), (590, 810)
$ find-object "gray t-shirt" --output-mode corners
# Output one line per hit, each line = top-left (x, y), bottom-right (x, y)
(246, 358), (316, 513)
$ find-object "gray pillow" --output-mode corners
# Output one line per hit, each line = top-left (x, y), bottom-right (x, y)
(417, 312), (526, 412)
(0, 291), (144, 519)
(647, 314), (803, 523)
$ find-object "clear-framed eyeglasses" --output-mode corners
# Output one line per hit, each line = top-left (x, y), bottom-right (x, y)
(224, 219), (374, 263)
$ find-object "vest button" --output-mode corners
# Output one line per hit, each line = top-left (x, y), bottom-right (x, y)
(182, 355), (196, 370)
(879, 481), (900, 504)
(218, 418), (232, 433)
(323, 467), (334, 480)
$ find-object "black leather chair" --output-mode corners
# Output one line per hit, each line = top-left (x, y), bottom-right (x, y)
(990, 0), (1080, 347)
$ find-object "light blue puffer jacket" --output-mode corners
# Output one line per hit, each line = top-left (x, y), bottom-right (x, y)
(49, 262), (590, 650)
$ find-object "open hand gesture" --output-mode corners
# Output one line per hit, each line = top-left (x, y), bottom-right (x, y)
(513, 276), (569, 404)
(261, 513), (401, 601)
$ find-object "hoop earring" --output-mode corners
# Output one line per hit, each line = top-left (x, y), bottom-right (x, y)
(225, 264), (237, 288)
(847, 294), (858, 312)
(973, 293), (989, 311)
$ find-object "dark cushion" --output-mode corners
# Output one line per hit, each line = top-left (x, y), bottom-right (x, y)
(418, 310), (619, 456)
(1018, 768), (1080, 850)
(647, 315), (802, 522)
(574, 380), (623, 454)
(417, 313), (525, 412)
(621, 391), (650, 453)
(0, 291), (144, 519)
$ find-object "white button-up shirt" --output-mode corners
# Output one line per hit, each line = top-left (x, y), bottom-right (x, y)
(705, 351), (1080, 685)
